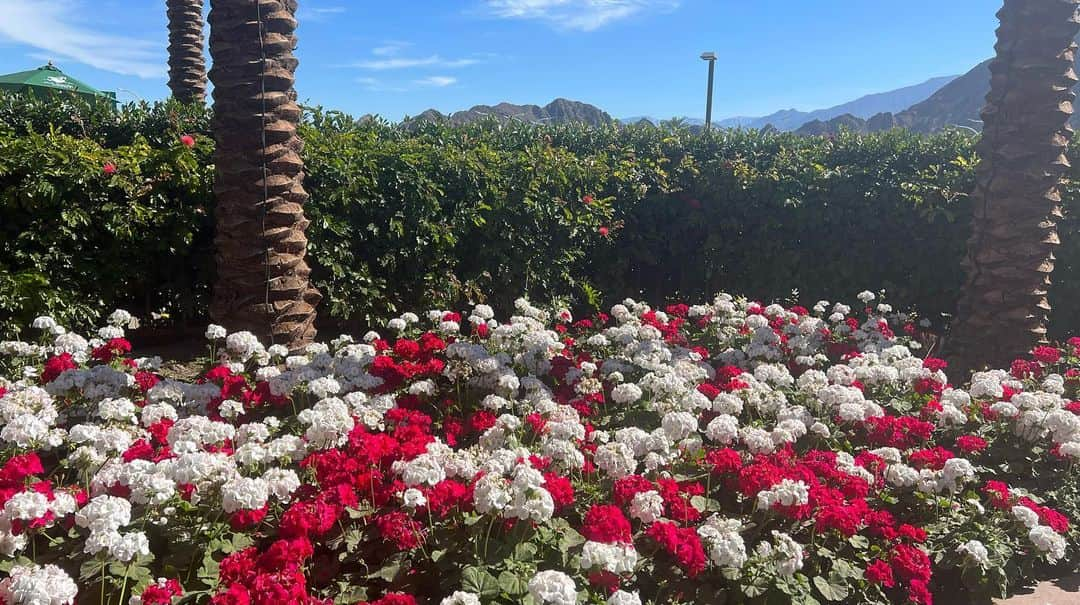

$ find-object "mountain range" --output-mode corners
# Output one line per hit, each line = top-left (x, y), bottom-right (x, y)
(793, 31), (1080, 135)
(712, 75), (959, 131)
(620, 75), (960, 131)
(404, 98), (612, 127)
(404, 31), (1079, 136)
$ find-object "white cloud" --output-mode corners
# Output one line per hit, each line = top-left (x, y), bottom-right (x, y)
(483, 0), (679, 31)
(0, 0), (162, 78)
(349, 55), (481, 71)
(358, 74), (458, 92)
(296, 5), (347, 22)
(372, 42), (411, 57)
(415, 76), (457, 87)
(356, 76), (408, 93)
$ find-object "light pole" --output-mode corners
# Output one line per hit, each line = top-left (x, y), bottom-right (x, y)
(701, 51), (717, 131)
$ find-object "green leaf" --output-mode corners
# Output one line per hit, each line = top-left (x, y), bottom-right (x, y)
(813, 576), (850, 602)
(830, 559), (860, 580)
(847, 535), (869, 550)
(79, 558), (107, 582)
(512, 542), (538, 562)
(498, 571), (530, 596)
(461, 566), (500, 598)
(558, 527), (586, 551)
(369, 558), (407, 582)
(197, 551), (220, 585)
(742, 583), (767, 598)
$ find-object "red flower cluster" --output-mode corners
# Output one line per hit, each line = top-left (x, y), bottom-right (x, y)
(211, 537), (316, 605)
(91, 337), (132, 362)
(137, 579), (183, 605)
(862, 415), (934, 448)
(41, 352), (77, 383)
(1017, 497), (1069, 534)
(645, 521), (707, 577)
(582, 504), (632, 544)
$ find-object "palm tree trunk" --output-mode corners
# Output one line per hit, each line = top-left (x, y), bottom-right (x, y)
(950, 0), (1080, 373)
(208, 0), (321, 349)
(166, 0), (207, 103)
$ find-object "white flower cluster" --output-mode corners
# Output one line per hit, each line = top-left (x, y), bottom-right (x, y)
(1, 290), (1077, 601)
(698, 515), (747, 569)
(756, 479), (810, 511)
(0, 563), (78, 605)
(528, 570), (577, 605)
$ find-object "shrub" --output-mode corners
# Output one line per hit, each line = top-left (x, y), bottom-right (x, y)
(3, 94), (1080, 338)
(0, 291), (1078, 604)
(0, 117), (214, 331)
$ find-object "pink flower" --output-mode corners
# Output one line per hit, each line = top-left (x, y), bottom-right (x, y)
(103, 162), (117, 175)
(180, 134), (196, 148)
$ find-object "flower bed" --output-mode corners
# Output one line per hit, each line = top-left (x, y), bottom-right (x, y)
(0, 291), (1078, 605)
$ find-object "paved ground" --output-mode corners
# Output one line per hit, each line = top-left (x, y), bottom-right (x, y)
(995, 574), (1080, 605)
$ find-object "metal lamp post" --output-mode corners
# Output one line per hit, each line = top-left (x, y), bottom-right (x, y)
(701, 51), (717, 131)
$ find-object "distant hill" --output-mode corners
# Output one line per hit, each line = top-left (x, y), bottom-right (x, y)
(406, 98), (613, 127)
(622, 116), (704, 127)
(885, 60), (993, 133)
(796, 32), (1080, 136)
(794, 60), (995, 136)
(710, 75), (957, 131)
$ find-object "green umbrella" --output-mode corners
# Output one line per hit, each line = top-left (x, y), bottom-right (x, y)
(0, 62), (117, 104)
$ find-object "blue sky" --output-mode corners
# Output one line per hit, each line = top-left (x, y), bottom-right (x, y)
(0, 0), (1001, 120)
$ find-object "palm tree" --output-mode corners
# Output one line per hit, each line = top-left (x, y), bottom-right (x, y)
(950, 0), (1080, 372)
(207, 0), (321, 349)
(166, 0), (207, 103)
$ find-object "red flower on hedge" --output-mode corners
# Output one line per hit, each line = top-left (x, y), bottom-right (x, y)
(581, 504), (632, 544)
(180, 134), (196, 148)
(955, 435), (988, 454)
(1017, 497), (1070, 533)
(543, 472), (575, 510)
(890, 543), (932, 583)
(136, 578), (183, 605)
(103, 162), (117, 175)
(1031, 345), (1061, 364)
(598, 226), (609, 236)
(229, 505), (268, 530)
(909, 579), (934, 605)
(375, 511), (424, 550)
(705, 448), (743, 474)
(582, 194), (594, 204)
(0, 453), (44, 484)
(864, 559), (895, 588)
(41, 352), (77, 383)
(91, 338), (132, 362)
(983, 480), (1012, 509)
(922, 357), (948, 372)
(645, 521), (707, 577)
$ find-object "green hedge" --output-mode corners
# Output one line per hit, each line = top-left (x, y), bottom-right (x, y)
(2, 94), (1078, 337)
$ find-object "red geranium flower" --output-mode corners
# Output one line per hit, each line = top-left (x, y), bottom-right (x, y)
(581, 504), (632, 544)
(864, 559), (895, 588)
(1032, 345), (1062, 364)
(955, 435), (988, 454)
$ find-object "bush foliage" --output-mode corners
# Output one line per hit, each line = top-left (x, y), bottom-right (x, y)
(1, 94), (1079, 337)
